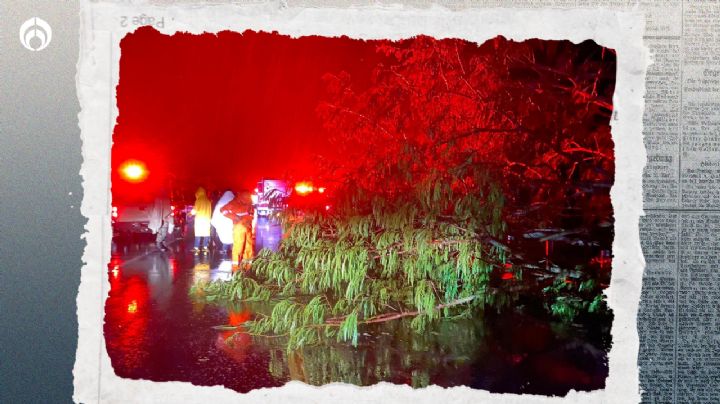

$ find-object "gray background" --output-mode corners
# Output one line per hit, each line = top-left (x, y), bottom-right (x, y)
(1, 1), (83, 402)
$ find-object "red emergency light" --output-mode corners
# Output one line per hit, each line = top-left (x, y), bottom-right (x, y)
(295, 182), (314, 195)
(119, 160), (148, 183)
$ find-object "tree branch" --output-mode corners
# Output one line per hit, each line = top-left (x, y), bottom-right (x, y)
(325, 294), (480, 326)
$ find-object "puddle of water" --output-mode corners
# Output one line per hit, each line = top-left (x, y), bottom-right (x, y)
(105, 244), (609, 395)
(106, 210), (610, 395)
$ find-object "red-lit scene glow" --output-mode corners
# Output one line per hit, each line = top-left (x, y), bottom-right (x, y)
(107, 27), (615, 395)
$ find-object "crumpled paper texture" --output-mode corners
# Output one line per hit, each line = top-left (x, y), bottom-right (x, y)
(74, 2), (649, 402)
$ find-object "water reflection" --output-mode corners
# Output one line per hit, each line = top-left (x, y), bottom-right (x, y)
(105, 249), (285, 392)
(191, 255), (211, 283)
(208, 301), (608, 395)
(192, 256), (235, 284)
(254, 215), (282, 253)
(211, 260), (235, 282)
(105, 258), (150, 372)
(216, 306), (253, 364)
(106, 199), (609, 395)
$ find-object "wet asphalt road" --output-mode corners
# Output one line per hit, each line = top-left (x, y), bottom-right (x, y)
(105, 216), (609, 395)
(105, 216), (287, 392)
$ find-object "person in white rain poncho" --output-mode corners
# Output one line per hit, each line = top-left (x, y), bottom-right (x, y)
(211, 190), (235, 255)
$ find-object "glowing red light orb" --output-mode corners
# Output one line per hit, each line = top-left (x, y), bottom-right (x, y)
(119, 160), (148, 183)
(295, 182), (314, 195)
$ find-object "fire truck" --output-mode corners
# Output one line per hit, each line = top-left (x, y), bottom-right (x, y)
(252, 179), (289, 217)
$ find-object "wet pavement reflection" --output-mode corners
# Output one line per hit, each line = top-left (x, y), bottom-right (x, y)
(105, 216), (608, 395)
(105, 217), (285, 391)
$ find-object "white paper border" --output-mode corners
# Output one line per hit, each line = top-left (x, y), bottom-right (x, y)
(74, 2), (649, 403)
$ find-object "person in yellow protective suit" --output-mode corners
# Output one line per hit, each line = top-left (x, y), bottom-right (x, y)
(221, 190), (254, 270)
(191, 187), (212, 253)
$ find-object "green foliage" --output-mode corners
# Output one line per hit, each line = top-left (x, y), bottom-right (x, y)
(194, 185), (607, 350)
(194, 180), (608, 348)
(196, 274), (272, 302)
(543, 277), (607, 322)
(193, 174), (510, 350)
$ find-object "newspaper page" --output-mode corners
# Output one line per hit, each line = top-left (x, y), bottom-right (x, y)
(632, 1), (720, 403)
(70, 1), (714, 403)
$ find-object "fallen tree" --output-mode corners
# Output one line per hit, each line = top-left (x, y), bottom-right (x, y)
(198, 175), (515, 350)
(194, 35), (614, 349)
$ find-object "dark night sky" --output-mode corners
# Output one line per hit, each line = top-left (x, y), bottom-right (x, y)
(112, 27), (387, 201)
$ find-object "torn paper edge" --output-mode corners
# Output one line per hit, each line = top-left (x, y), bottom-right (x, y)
(74, 2), (649, 403)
